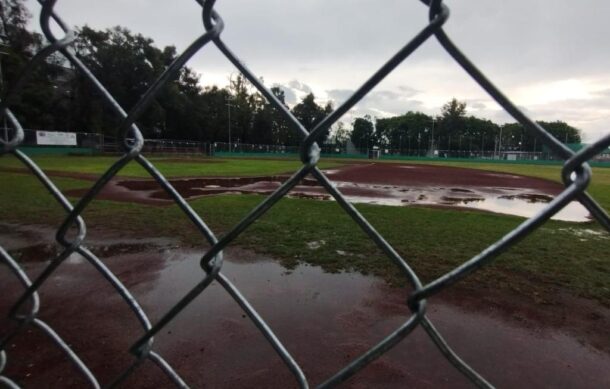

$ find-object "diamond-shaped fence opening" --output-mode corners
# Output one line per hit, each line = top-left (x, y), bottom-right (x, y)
(1, 0), (609, 388)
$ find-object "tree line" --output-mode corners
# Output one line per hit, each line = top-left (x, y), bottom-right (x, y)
(350, 98), (581, 154)
(2, 0), (581, 152)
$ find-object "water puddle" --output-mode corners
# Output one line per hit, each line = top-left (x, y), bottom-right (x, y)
(1, 238), (608, 387)
(1, 225), (609, 387)
(452, 195), (589, 222)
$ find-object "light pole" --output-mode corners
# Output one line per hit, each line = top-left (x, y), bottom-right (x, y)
(520, 133), (523, 151)
(226, 96), (234, 152)
(430, 117), (436, 151)
(399, 134), (402, 155)
(498, 126), (503, 159)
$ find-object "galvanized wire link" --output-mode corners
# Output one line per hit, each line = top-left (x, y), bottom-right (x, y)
(0, 0), (608, 388)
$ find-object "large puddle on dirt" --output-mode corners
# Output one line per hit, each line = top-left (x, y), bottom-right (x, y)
(110, 174), (591, 222)
(450, 194), (589, 222)
(1, 225), (608, 388)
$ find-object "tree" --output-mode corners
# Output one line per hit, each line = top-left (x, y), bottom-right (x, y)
(265, 86), (291, 145)
(0, 0), (60, 130)
(351, 115), (375, 151)
(376, 111), (433, 152)
(500, 120), (581, 153)
(332, 121), (350, 146)
(438, 98), (467, 140)
(538, 121), (581, 144)
(71, 26), (182, 136)
(441, 98), (467, 119)
(227, 73), (265, 144)
(291, 93), (332, 144)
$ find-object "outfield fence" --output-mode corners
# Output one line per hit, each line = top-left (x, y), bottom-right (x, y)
(10, 128), (608, 164)
(1, 0), (609, 388)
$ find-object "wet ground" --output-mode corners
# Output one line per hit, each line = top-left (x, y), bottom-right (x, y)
(1, 224), (609, 388)
(59, 163), (591, 222)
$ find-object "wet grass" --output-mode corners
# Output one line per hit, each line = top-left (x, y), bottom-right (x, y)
(0, 154), (342, 177)
(1, 170), (609, 307)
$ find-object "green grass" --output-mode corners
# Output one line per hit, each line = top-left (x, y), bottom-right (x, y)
(0, 154), (341, 178)
(1, 155), (609, 306)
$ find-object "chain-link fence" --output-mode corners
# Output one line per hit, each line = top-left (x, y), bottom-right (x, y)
(1, 0), (609, 387)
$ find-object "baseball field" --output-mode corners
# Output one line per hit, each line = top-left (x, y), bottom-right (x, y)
(1, 154), (609, 387)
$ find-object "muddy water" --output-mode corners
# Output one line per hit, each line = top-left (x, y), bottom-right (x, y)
(1, 226), (608, 388)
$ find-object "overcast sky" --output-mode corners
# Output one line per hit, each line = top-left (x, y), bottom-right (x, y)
(25, 0), (610, 142)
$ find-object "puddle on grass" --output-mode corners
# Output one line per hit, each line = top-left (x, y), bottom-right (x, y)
(1, 226), (609, 387)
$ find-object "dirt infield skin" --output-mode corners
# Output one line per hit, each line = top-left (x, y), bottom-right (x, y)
(53, 162), (564, 200)
(44, 162), (588, 221)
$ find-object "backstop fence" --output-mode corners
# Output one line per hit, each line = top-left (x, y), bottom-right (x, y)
(1, 0), (609, 388)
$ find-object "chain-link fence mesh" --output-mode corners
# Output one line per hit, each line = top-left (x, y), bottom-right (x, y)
(1, 0), (609, 387)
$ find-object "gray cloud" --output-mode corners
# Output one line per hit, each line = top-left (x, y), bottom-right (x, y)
(287, 80), (312, 94)
(326, 89), (354, 105)
(327, 87), (423, 126)
(396, 85), (420, 97)
(272, 83), (298, 105)
(466, 100), (487, 111)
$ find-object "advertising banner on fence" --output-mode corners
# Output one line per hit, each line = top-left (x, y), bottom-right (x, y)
(36, 131), (77, 146)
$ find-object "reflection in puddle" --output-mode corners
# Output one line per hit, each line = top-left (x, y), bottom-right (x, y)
(452, 196), (590, 222)
(334, 182), (590, 222)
